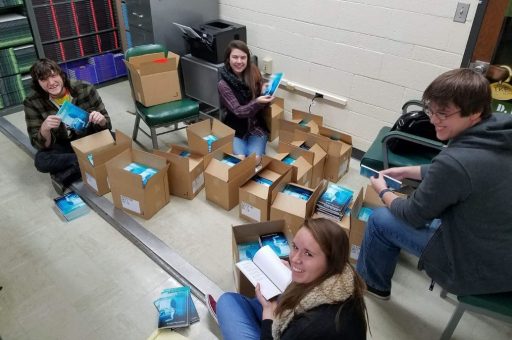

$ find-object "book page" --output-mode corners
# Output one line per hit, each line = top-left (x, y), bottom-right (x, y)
(252, 245), (292, 293)
(236, 260), (281, 300)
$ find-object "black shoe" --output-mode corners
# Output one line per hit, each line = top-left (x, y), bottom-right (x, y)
(365, 284), (391, 300)
(50, 174), (66, 196)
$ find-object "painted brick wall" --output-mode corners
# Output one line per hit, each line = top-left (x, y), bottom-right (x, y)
(219, 0), (478, 150)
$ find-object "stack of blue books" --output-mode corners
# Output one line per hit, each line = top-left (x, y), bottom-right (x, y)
(315, 183), (353, 221)
(54, 191), (90, 221)
(153, 286), (199, 329)
(251, 174), (273, 187)
(282, 183), (313, 201)
(220, 154), (241, 167)
(123, 162), (158, 187)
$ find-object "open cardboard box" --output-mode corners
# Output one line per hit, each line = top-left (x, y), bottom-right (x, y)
(318, 126), (353, 182)
(105, 148), (170, 219)
(204, 150), (256, 211)
(154, 144), (204, 200)
(71, 130), (131, 195)
(290, 132), (328, 188)
(263, 97), (284, 142)
(270, 180), (325, 235)
(273, 142), (314, 187)
(232, 220), (293, 297)
(186, 118), (234, 158)
(124, 52), (182, 106)
(278, 109), (323, 143)
(349, 185), (384, 264)
(239, 156), (293, 223)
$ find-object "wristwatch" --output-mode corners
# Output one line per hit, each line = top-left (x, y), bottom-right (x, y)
(379, 188), (392, 199)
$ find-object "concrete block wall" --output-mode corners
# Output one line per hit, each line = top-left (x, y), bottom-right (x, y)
(219, 0), (479, 151)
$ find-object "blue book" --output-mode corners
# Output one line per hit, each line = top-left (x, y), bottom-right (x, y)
(263, 72), (283, 96)
(238, 242), (261, 261)
(319, 183), (353, 208)
(157, 287), (199, 325)
(56, 101), (89, 133)
(123, 162), (158, 187)
(298, 142), (310, 150)
(359, 164), (402, 190)
(203, 134), (218, 153)
(298, 119), (309, 127)
(281, 155), (296, 165)
(282, 184), (313, 201)
(54, 191), (90, 221)
(221, 154), (241, 167)
(179, 150), (191, 158)
(251, 174), (273, 187)
(154, 287), (190, 329)
(358, 207), (374, 222)
(259, 232), (290, 259)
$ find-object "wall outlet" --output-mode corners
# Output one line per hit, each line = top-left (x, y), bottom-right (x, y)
(262, 57), (273, 74)
(454, 2), (470, 23)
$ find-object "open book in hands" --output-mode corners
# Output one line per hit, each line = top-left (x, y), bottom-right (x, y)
(236, 245), (292, 300)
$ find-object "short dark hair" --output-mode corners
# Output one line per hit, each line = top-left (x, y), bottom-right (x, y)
(30, 58), (71, 96)
(423, 68), (492, 119)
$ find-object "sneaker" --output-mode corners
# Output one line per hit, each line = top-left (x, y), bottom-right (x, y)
(365, 284), (391, 300)
(205, 294), (218, 324)
(50, 174), (66, 196)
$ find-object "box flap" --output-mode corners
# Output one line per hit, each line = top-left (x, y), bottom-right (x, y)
(319, 126), (353, 145)
(292, 109), (323, 125)
(71, 129), (114, 155)
(293, 130), (330, 152)
(205, 152), (255, 182)
(350, 187), (365, 224)
(127, 52), (166, 66)
(212, 118), (236, 137)
(138, 57), (177, 76)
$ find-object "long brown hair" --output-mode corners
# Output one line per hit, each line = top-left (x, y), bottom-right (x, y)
(275, 218), (368, 331)
(223, 40), (260, 99)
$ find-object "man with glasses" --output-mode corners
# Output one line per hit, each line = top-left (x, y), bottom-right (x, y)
(356, 68), (512, 299)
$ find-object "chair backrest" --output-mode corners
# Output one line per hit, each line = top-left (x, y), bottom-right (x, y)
(125, 44), (167, 61)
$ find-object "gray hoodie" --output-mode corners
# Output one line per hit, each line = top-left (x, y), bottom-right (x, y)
(391, 113), (512, 295)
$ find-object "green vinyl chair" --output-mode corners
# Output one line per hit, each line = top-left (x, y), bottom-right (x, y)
(440, 290), (512, 339)
(125, 44), (200, 149)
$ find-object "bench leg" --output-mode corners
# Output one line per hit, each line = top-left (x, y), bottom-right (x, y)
(150, 127), (158, 150)
(132, 114), (141, 141)
(440, 303), (465, 340)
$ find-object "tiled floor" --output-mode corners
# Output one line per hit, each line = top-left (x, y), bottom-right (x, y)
(0, 80), (510, 339)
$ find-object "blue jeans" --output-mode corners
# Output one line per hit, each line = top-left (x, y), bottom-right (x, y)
(217, 292), (263, 340)
(233, 135), (267, 157)
(356, 207), (440, 292)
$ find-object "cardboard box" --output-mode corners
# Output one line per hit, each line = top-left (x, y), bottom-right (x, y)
(105, 148), (170, 219)
(204, 150), (256, 211)
(186, 118), (234, 158)
(349, 185), (384, 264)
(239, 156), (293, 223)
(71, 130), (131, 195)
(154, 144), (204, 200)
(318, 126), (353, 182)
(125, 52), (182, 106)
(273, 142), (314, 187)
(263, 97), (284, 142)
(270, 180), (324, 235)
(278, 109), (323, 143)
(232, 220), (293, 297)
(290, 134), (328, 188)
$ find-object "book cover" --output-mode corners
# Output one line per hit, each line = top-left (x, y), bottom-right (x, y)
(238, 241), (261, 261)
(236, 245), (292, 300)
(319, 183), (353, 208)
(154, 287), (190, 329)
(56, 101), (89, 133)
(358, 207), (374, 222)
(54, 191), (90, 221)
(282, 184), (313, 201)
(251, 174), (273, 187)
(259, 232), (290, 259)
(123, 162), (158, 187)
(220, 154), (241, 167)
(298, 142), (311, 150)
(179, 150), (190, 158)
(281, 155), (296, 165)
(263, 72), (284, 96)
(359, 164), (402, 190)
(202, 134), (218, 152)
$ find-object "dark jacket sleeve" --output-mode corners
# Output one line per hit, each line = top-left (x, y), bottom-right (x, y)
(390, 152), (472, 228)
(260, 319), (274, 340)
(218, 80), (264, 118)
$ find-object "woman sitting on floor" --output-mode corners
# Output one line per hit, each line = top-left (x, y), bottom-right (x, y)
(209, 217), (368, 340)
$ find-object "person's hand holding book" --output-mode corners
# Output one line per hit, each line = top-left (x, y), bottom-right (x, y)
(255, 283), (278, 321)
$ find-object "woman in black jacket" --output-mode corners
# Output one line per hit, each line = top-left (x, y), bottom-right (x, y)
(212, 218), (368, 340)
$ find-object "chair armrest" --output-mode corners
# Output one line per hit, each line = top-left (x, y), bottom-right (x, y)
(381, 131), (445, 169)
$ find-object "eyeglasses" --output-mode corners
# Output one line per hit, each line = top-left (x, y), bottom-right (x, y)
(424, 107), (461, 121)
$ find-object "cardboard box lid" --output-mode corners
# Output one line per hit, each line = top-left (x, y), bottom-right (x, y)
(319, 126), (352, 145)
(293, 130), (330, 152)
(126, 52), (179, 75)
(205, 151), (255, 182)
(291, 109), (323, 127)
(350, 185), (383, 223)
(71, 130), (131, 165)
(154, 144), (203, 172)
(290, 141), (327, 166)
(272, 181), (323, 217)
(232, 220), (290, 248)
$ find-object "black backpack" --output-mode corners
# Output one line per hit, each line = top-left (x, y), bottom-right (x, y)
(388, 100), (446, 154)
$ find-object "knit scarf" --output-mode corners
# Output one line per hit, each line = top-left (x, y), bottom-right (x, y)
(219, 65), (252, 104)
(271, 266), (356, 340)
